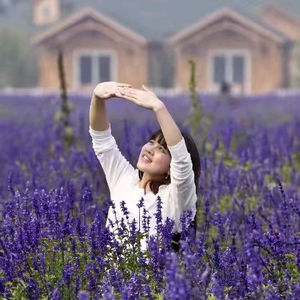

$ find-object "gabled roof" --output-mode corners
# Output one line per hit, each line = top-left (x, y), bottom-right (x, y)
(31, 7), (147, 46)
(65, 0), (300, 42)
(1, 0), (300, 42)
(262, 3), (300, 27)
(167, 6), (288, 45)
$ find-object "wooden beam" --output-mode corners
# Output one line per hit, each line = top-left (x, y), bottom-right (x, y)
(178, 19), (263, 49)
(31, 7), (147, 47)
(168, 7), (285, 45)
(51, 20), (124, 44)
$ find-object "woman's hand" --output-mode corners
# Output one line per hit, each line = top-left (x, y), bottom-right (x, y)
(115, 85), (165, 111)
(93, 81), (131, 100)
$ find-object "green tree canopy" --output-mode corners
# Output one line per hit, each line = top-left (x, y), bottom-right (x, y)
(0, 26), (38, 88)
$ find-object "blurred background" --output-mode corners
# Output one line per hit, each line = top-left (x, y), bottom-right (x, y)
(0, 0), (300, 96)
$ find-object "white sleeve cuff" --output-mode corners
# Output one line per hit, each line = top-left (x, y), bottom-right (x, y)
(89, 123), (117, 153)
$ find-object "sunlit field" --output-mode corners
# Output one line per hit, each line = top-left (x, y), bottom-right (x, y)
(1, 92), (300, 299)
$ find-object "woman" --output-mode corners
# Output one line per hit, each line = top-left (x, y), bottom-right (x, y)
(89, 81), (201, 252)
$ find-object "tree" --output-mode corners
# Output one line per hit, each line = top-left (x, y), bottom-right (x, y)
(0, 26), (38, 88)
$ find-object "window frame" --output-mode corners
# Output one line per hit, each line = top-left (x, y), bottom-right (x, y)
(73, 49), (118, 88)
(208, 49), (251, 94)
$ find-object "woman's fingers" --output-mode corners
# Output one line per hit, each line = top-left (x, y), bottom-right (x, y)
(117, 83), (132, 87)
(120, 88), (140, 97)
(142, 84), (152, 92)
(122, 91), (139, 98)
(115, 89), (136, 98)
(120, 86), (139, 92)
(116, 93), (137, 103)
(117, 90), (137, 99)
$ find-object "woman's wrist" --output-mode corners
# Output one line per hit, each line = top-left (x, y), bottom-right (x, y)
(153, 101), (182, 146)
(152, 101), (166, 113)
(93, 92), (110, 102)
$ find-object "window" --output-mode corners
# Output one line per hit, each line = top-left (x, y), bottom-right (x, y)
(77, 53), (114, 86)
(213, 56), (226, 84)
(80, 56), (92, 84)
(98, 56), (111, 82)
(233, 56), (244, 83)
(210, 50), (250, 93)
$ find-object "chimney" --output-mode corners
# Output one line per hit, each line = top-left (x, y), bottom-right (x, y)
(32, 0), (60, 26)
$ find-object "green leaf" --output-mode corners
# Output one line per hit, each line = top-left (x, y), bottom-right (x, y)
(219, 194), (232, 213)
(285, 253), (296, 260)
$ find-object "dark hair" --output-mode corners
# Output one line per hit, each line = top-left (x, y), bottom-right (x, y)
(138, 128), (201, 251)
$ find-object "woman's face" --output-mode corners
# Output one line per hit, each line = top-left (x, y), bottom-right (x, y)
(137, 137), (171, 178)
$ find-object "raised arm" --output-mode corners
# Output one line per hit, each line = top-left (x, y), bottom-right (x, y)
(116, 85), (197, 213)
(116, 85), (183, 146)
(154, 101), (197, 213)
(89, 82), (136, 197)
(90, 81), (131, 131)
(89, 93), (109, 131)
(153, 95), (197, 232)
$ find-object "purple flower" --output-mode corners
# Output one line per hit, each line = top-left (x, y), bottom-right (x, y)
(52, 288), (61, 300)
(120, 200), (130, 224)
(154, 196), (163, 239)
(77, 290), (89, 300)
(62, 263), (74, 286)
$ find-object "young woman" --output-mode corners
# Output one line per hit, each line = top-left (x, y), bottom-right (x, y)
(89, 81), (201, 252)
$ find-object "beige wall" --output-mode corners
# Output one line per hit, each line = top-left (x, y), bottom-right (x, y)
(173, 27), (283, 93)
(261, 8), (300, 88)
(262, 9), (300, 42)
(37, 29), (148, 90)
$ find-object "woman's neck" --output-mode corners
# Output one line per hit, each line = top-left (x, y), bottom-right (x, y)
(139, 176), (151, 192)
(139, 173), (165, 193)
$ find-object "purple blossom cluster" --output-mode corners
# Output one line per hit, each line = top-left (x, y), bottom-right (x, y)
(0, 93), (300, 299)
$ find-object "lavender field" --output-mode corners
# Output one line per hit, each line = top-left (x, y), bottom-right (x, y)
(1, 92), (300, 299)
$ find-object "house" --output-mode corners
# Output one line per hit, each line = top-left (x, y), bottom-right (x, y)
(167, 7), (288, 94)
(2, 0), (300, 93)
(30, 3), (148, 91)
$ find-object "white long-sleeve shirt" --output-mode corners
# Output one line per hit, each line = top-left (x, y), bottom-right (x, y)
(89, 123), (197, 251)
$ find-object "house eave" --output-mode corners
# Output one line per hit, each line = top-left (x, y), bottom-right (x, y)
(167, 7), (287, 46)
(30, 6), (148, 47)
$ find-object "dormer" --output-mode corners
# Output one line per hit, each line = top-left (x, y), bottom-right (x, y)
(33, 0), (60, 26)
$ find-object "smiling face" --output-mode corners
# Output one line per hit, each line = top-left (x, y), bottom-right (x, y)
(137, 132), (171, 179)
